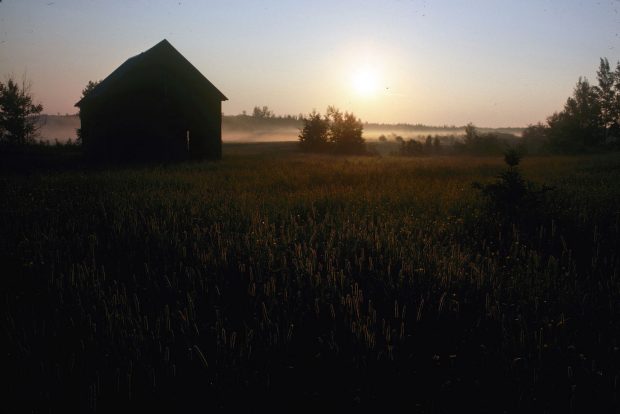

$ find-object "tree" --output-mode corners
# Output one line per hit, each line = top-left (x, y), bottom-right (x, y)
(424, 135), (433, 152)
(615, 61), (620, 130)
(547, 77), (602, 152)
(399, 138), (424, 156)
(252, 105), (273, 119)
(76, 80), (100, 144)
(594, 58), (619, 140)
(326, 106), (365, 154)
(520, 122), (549, 154)
(464, 122), (478, 144)
(0, 76), (43, 146)
(298, 110), (329, 152)
(298, 107), (366, 154)
(507, 56), (620, 153)
(458, 122), (504, 155)
(80, 80), (100, 100)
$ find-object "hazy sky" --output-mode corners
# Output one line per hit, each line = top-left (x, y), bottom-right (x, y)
(1, 0), (619, 127)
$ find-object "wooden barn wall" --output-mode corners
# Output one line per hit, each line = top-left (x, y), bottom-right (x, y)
(80, 82), (222, 161)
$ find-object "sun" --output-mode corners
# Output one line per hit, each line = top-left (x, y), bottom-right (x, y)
(351, 67), (380, 97)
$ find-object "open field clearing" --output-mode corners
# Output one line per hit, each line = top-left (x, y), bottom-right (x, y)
(2, 146), (620, 412)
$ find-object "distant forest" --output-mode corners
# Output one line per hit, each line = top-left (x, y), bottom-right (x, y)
(222, 107), (523, 136)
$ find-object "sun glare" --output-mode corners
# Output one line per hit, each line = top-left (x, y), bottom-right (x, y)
(351, 67), (380, 97)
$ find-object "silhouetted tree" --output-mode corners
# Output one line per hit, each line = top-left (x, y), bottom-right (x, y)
(522, 123), (548, 141)
(615, 60), (620, 123)
(326, 106), (365, 154)
(252, 105), (274, 119)
(457, 122), (505, 155)
(298, 107), (366, 154)
(0, 76), (43, 146)
(81, 80), (100, 99)
(595, 58), (617, 138)
(520, 122), (549, 154)
(299, 110), (329, 152)
(547, 77), (602, 152)
(464, 122), (478, 144)
(424, 135), (433, 152)
(399, 138), (424, 155)
(76, 80), (100, 144)
(524, 57), (620, 153)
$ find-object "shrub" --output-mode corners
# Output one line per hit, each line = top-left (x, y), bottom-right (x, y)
(473, 149), (553, 220)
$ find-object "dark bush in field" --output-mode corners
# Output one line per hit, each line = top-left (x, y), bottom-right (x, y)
(473, 149), (554, 227)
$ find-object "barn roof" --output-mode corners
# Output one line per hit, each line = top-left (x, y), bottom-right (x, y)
(75, 39), (227, 107)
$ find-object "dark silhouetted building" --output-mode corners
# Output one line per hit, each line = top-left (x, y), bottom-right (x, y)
(75, 39), (227, 161)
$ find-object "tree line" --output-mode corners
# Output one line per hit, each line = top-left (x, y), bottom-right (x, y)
(381, 57), (620, 157)
(522, 58), (620, 153)
(391, 125), (518, 157)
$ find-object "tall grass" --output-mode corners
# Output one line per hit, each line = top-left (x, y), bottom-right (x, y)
(1, 151), (619, 412)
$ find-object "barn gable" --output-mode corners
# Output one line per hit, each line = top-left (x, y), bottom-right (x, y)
(76, 40), (227, 161)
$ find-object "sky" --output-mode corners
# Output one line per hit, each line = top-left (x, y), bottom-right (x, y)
(1, 0), (619, 127)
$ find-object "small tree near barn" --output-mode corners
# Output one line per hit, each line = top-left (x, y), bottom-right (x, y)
(76, 80), (100, 145)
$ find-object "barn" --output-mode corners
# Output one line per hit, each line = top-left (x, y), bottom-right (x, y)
(75, 39), (227, 161)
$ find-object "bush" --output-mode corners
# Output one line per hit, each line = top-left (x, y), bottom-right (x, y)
(473, 149), (553, 221)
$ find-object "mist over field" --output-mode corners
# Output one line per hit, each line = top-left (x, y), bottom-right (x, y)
(36, 114), (523, 144)
(222, 126), (300, 142)
(37, 115), (80, 143)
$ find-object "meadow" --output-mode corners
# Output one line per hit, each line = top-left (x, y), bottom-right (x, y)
(2, 143), (620, 412)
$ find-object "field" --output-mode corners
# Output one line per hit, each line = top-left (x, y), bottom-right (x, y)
(2, 143), (620, 412)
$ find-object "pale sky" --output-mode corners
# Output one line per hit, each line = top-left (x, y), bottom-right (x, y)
(1, 0), (619, 127)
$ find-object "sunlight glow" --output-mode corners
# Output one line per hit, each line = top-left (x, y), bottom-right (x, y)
(351, 67), (380, 97)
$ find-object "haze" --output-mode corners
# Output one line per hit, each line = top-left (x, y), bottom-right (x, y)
(1, 0), (619, 128)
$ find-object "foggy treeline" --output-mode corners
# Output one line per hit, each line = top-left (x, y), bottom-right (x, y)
(35, 110), (524, 144)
